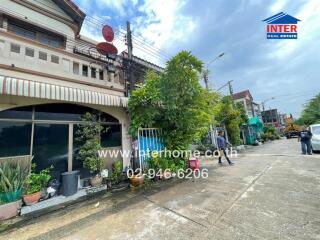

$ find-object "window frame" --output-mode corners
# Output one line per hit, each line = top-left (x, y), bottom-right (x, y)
(10, 43), (20, 53)
(25, 47), (35, 57)
(7, 17), (66, 49)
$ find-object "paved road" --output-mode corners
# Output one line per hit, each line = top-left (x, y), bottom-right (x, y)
(2, 138), (320, 240)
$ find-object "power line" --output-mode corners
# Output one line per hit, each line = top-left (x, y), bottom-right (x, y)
(0, 6), (168, 66)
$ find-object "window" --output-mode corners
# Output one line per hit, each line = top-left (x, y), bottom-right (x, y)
(33, 124), (68, 177)
(99, 69), (104, 80)
(8, 23), (36, 40)
(25, 47), (34, 57)
(0, 122), (32, 157)
(73, 62), (79, 74)
(8, 18), (65, 49)
(101, 125), (121, 147)
(91, 67), (96, 78)
(0, 106), (33, 120)
(82, 65), (88, 77)
(39, 33), (63, 48)
(39, 51), (47, 61)
(51, 55), (59, 64)
(10, 43), (20, 53)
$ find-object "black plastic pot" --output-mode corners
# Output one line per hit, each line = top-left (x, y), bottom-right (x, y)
(61, 171), (79, 196)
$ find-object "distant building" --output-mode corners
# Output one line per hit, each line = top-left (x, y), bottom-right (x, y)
(261, 109), (280, 127)
(232, 90), (261, 119)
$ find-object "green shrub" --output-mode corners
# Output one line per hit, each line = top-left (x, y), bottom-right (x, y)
(111, 160), (122, 185)
(24, 164), (52, 195)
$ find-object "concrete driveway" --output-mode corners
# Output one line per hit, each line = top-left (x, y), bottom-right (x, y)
(2, 138), (320, 240)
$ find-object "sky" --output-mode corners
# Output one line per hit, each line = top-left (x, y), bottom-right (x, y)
(73, 0), (320, 117)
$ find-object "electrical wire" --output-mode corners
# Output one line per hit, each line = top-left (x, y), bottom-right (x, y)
(0, 6), (167, 67)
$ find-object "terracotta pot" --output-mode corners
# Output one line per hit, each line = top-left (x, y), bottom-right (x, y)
(90, 175), (103, 187)
(0, 200), (22, 220)
(23, 192), (41, 206)
(130, 174), (145, 187)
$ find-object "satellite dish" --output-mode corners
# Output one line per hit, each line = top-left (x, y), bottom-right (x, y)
(102, 25), (114, 42)
(96, 42), (118, 55)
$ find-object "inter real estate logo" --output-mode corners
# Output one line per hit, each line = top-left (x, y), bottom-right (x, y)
(263, 12), (301, 39)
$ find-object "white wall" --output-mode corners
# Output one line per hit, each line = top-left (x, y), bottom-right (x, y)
(26, 0), (73, 21)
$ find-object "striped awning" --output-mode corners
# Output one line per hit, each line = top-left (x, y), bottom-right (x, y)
(0, 75), (128, 107)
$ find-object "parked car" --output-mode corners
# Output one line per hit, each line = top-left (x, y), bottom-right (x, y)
(310, 124), (320, 153)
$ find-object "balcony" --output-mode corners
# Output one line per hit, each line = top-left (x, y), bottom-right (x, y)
(0, 30), (125, 92)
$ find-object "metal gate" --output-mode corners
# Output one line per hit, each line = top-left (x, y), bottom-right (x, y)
(137, 128), (164, 169)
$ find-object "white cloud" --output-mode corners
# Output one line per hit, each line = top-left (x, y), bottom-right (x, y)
(270, 0), (289, 13)
(95, 0), (129, 16)
(130, 0), (196, 65)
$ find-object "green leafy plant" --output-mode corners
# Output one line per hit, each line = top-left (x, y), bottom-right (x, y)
(111, 160), (122, 185)
(24, 164), (52, 195)
(76, 112), (104, 174)
(0, 160), (29, 193)
(129, 51), (219, 151)
(214, 96), (242, 145)
(297, 93), (320, 125)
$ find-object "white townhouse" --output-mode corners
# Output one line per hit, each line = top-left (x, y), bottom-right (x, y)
(0, 0), (131, 178)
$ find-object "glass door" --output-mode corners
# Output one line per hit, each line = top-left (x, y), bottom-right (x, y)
(33, 124), (69, 180)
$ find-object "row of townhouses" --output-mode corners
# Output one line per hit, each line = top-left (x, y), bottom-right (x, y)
(0, 0), (161, 179)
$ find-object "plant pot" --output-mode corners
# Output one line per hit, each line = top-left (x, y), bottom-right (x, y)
(0, 189), (22, 203)
(0, 200), (22, 220)
(23, 192), (41, 206)
(130, 174), (145, 187)
(111, 182), (129, 192)
(90, 175), (103, 187)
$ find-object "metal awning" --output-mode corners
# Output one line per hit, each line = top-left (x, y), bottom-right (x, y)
(0, 75), (128, 107)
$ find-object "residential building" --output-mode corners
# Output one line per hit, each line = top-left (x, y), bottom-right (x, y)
(261, 109), (280, 127)
(0, 0), (133, 178)
(232, 90), (261, 119)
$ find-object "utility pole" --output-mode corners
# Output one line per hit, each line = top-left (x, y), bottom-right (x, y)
(126, 21), (133, 96)
(228, 80), (234, 97)
(203, 53), (224, 148)
(203, 70), (209, 90)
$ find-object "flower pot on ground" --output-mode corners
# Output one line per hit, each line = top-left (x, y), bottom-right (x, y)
(90, 174), (103, 187)
(22, 192), (41, 206)
(23, 164), (52, 205)
(0, 200), (22, 220)
(130, 174), (145, 187)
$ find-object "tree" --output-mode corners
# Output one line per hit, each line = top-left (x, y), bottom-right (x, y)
(213, 96), (242, 145)
(235, 102), (249, 126)
(129, 51), (218, 150)
(298, 94), (320, 125)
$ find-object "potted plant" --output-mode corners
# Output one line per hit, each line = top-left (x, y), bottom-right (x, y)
(0, 160), (28, 220)
(23, 164), (51, 206)
(110, 160), (128, 191)
(130, 173), (145, 187)
(76, 112), (104, 187)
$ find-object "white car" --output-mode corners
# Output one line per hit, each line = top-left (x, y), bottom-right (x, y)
(310, 124), (320, 152)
